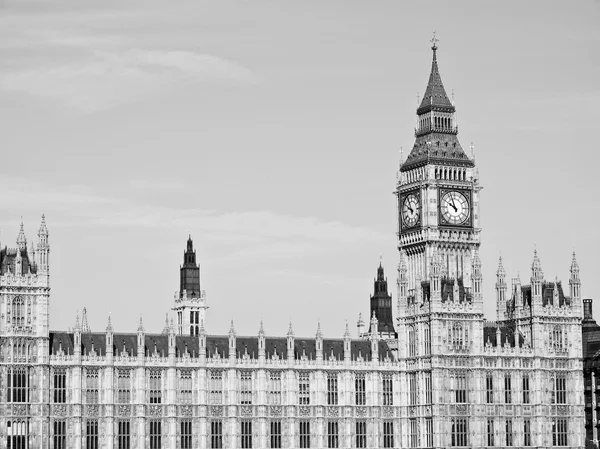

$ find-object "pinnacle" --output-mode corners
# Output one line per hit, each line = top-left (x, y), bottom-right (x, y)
(137, 315), (145, 333)
(287, 321), (294, 338)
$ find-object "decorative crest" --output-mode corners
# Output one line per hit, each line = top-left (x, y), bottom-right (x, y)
(430, 30), (439, 50)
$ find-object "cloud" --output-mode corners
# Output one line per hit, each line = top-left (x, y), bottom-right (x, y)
(0, 49), (257, 113)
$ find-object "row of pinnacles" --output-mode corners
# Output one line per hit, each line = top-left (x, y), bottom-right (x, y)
(1, 216), (50, 281)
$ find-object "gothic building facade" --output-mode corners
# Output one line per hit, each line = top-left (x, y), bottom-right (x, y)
(0, 40), (585, 449)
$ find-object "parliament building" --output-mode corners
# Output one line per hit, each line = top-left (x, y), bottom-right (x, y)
(0, 40), (585, 448)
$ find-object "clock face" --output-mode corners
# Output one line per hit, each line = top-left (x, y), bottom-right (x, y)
(440, 190), (470, 225)
(401, 193), (420, 228)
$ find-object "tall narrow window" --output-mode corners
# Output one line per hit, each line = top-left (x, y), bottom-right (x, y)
(555, 373), (567, 404)
(268, 372), (282, 405)
(86, 419), (98, 449)
(408, 325), (417, 356)
(356, 420), (367, 448)
(179, 370), (192, 404)
(117, 420), (130, 449)
(240, 372), (252, 405)
(117, 369), (131, 404)
(327, 421), (338, 448)
(410, 418), (418, 448)
(7, 420), (29, 449)
(149, 420), (161, 449)
(422, 372), (432, 404)
(505, 419), (513, 446)
(241, 420), (252, 448)
(425, 418), (433, 448)
(382, 374), (393, 406)
(522, 374), (530, 404)
(424, 323), (431, 355)
(180, 420), (192, 449)
(355, 373), (366, 406)
(86, 369), (99, 404)
(7, 367), (28, 403)
(211, 420), (223, 449)
(451, 418), (468, 447)
(383, 421), (394, 448)
(209, 370), (223, 405)
(149, 370), (162, 404)
(53, 420), (66, 449)
(299, 421), (310, 449)
(298, 372), (310, 405)
(53, 369), (66, 403)
(524, 419), (531, 447)
(553, 419), (567, 446)
(327, 373), (338, 405)
(454, 373), (467, 403)
(409, 372), (418, 405)
(486, 373), (494, 403)
(504, 374), (512, 404)
(487, 419), (494, 446)
(270, 420), (281, 449)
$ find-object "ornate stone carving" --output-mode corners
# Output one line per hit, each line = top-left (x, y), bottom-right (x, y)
(148, 405), (162, 417)
(13, 404), (27, 415)
(210, 406), (223, 417)
(87, 405), (99, 417)
(298, 406), (310, 417)
(383, 407), (394, 418)
(270, 406), (282, 417)
(241, 406), (252, 417)
(356, 407), (367, 417)
(180, 405), (193, 417)
(118, 405), (131, 416)
(54, 404), (67, 416)
(327, 406), (339, 417)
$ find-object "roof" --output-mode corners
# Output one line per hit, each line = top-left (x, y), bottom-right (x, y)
(400, 133), (473, 172)
(0, 247), (37, 276)
(417, 45), (455, 115)
(510, 282), (570, 311)
(48, 332), (394, 362)
(483, 323), (524, 348)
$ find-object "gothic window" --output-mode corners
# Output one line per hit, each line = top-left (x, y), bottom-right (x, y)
(409, 372), (418, 405)
(451, 418), (468, 447)
(524, 419), (532, 447)
(53, 420), (66, 449)
(487, 419), (494, 446)
(453, 372), (467, 403)
(268, 371), (282, 405)
(8, 367), (29, 403)
(504, 374), (512, 404)
(86, 419), (98, 449)
(486, 373), (494, 403)
(117, 369), (131, 404)
(553, 419), (567, 446)
(424, 324), (431, 355)
(327, 421), (338, 448)
(425, 372), (432, 404)
(149, 370), (162, 404)
(408, 325), (417, 357)
(425, 418), (433, 448)
(355, 373), (366, 406)
(53, 369), (66, 403)
(209, 370), (223, 405)
(553, 373), (567, 404)
(149, 420), (161, 449)
(327, 373), (338, 405)
(11, 297), (25, 328)
(180, 421), (192, 449)
(450, 323), (464, 349)
(241, 420), (252, 448)
(550, 325), (564, 351)
(86, 369), (99, 404)
(270, 420), (281, 449)
(409, 418), (418, 448)
(179, 370), (192, 404)
(382, 374), (393, 406)
(356, 420), (367, 448)
(299, 421), (310, 449)
(239, 371), (252, 405)
(117, 420), (130, 449)
(7, 420), (29, 449)
(382, 421), (394, 448)
(505, 419), (513, 446)
(298, 372), (310, 405)
(522, 374), (530, 404)
(211, 420), (223, 449)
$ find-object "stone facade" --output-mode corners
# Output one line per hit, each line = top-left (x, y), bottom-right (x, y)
(0, 41), (586, 449)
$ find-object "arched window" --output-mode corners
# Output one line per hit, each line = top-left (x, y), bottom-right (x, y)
(451, 323), (464, 349)
(12, 297), (25, 328)
(408, 326), (417, 357)
(550, 325), (563, 350)
(424, 324), (431, 356)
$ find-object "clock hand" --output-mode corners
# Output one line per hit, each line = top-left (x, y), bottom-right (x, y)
(447, 198), (457, 212)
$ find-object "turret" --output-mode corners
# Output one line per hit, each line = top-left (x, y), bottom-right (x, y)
(471, 249), (482, 300)
(356, 313), (365, 338)
(496, 256), (507, 320)
(228, 320), (236, 363)
(343, 322), (351, 363)
(106, 315), (114, 361)
(37, 214), (50, 274)
(286, 322), (294, 365)
(430, 250), (442, 301)
(397, 251), (408, 313)
(168, 318), (176, 359)
(531, 248), (544, 301)
(570, 252), (581, 316)
(199, 320), (206, 360)
(17, 221), (27, 252)
(258, 321), (266, 362)
(370, 312), (379, 362)
(74, 312), (82, 358)
(315, 321), (323, 362)
(137, 316), (145, 361)
(369, 259), (395, 337)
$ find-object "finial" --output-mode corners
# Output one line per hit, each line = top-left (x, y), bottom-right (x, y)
(106, 313), (113, 332)
(259, 320), (265, 335)
(137, 315), (144, 332)
(82, 307), (90, 333)
(400, 146), (404, 164)
(287, 321), (294, 338)
(379, 253), (383, 266)
(75, 311), (80, 329)
(430, 30), (438, 50)
(316, 320), (323, 339)
(344, 320), (351, 338)
(470, 142), (475, 159)
(416, 92), (420, 106)
(229, 320), (235, 336)
(452, 89), (455, 103)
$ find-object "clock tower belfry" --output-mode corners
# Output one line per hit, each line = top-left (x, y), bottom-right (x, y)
(396, 35), (481, 300)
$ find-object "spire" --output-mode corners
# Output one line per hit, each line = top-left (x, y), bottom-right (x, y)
(180, 235), (200, 298)
(17, 220), (27, 250)
(162, 313), (170, 334)
(38, 214), (48, 238)
(75, 311), (81, 331)
(287, 321), (294, 338)
(531, 247), (543, 280)
(137, 315), (144, 333)
(259, 320), (265, 337)
(106, 314), (113, 332)
(199, 319), (206, 335)
(417, 31), (454, 114)
(229, 320), (236, 336)
(82, 307), (90, 333)
(344, 321), (351, 339)
(497, 256), (506, 277)
(316, 320), (323, 339)
(570, 251), (580, 275)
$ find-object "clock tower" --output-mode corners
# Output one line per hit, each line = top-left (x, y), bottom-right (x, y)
(396, 35), (481, 301)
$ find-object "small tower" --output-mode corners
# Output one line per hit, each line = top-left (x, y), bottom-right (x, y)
(370, 312), (380, 362)
(496, 256), (507, 320)
(258, 321), (266, 363)
(74, 312), (82, 358)
(369, 259), (396, 338)
(37, 214), (50, 275)
(17, 221), (27, 252)
(199, 320), (206, 360)
(471, 249), (482, 300)
(173, 236), (208, 336)
(397, 251), (409, 314)
(430, 250), (442, 301)
(315, 321), (323, 362)
(570, 252), (582, 316)
(137, 316), (145, 361)
(286, 322), (294, 365)
(343, 321), (351, 363)
(228, 320), (236, 363)
(106, 315), (114, 361)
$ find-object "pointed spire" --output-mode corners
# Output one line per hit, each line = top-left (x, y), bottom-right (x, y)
(287, 321), (294, 338)
(38, 214), (48, 237)
(470, 141), (475, 160)
(472, 248), (482, 268)
(137, 315), (145, 333)
(258, 320), (265, 337)
(532, 247), (543, 279)
(81, 307), (90, 333)
(497, 255), (506, 276)
(162, 313), (170, 334)
(106, 314), (113, 332)
(417, 31), (454, 114)
(344, 321), (351, 339)
(570, 251), (580, 274)
(75, 311), (81, 330)
(316, 320), (323, 339)
(229, 320), (236, 336)
(17, 220), (27, 250)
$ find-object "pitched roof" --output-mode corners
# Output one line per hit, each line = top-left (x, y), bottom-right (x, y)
(400, 133), (473, 172)
(417, 45), (455, 115)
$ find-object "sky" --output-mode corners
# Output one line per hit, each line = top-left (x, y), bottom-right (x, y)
(0, 0), (599, 338)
